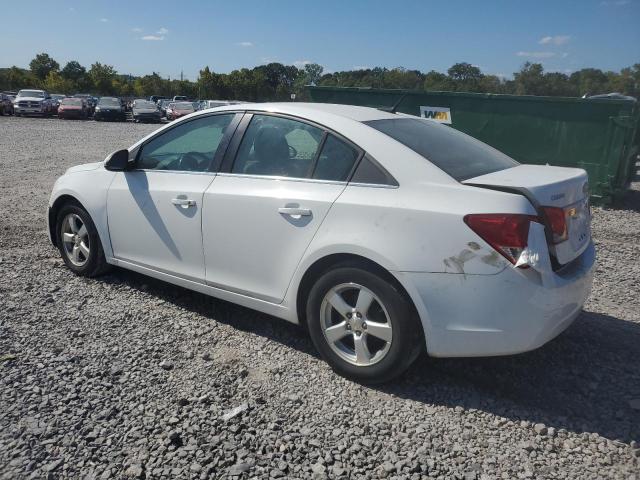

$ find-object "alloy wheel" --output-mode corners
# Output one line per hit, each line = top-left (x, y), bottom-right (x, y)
(320, 283), (393, 366)
(61, 213), (90, 267)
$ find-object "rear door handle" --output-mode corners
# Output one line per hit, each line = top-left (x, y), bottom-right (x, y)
(278, 207), (312, 217)
(172, 198), (196, 207)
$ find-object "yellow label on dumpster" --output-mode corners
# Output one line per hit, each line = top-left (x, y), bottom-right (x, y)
(420, 106), (452, 124)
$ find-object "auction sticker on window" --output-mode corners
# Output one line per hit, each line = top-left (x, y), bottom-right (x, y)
(420, 106), (452, 124)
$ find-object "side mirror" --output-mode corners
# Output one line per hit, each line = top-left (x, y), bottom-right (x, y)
(105, 149), (131, 171)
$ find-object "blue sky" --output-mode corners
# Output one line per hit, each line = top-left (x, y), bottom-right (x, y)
(2, 0), (639, 80)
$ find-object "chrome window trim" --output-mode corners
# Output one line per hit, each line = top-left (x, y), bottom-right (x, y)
(129, 169), (218, 176)
(348, 182), (399, 189)
(215, 172), (348, 186)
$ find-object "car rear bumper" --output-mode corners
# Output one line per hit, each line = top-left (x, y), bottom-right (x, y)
(398, 241), (595, 357)
(59, 111), (85, 118)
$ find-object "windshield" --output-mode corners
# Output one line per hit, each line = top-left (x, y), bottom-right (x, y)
(98, 97), (121, 107)
(61, 98), (82, 106)
(364, 118), (518, 181)
(173, 102), (194, 110)
(136, 101), (156, 108)
(18, 90), (44, 98)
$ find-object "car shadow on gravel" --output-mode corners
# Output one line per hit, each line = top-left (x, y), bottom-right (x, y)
(388, 310), (640, 444)
(98, 268), (640, 444)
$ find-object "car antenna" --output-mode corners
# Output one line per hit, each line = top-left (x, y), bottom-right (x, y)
(378, 93), (407, 114)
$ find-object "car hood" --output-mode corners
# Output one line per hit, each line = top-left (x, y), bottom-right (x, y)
(98, 107), (122, 111)
(65, 162), (104, 174)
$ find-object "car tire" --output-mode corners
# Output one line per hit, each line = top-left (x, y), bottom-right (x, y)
(56, 203), (110, 277)
(306, 265), (423, 384)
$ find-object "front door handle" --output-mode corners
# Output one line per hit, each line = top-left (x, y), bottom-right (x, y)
(278, 207), (312, 217)
(172, 198), (196, 208)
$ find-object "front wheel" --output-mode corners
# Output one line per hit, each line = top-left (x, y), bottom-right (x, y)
(56, 204), (110, 277)
(307, 266), (423, 384)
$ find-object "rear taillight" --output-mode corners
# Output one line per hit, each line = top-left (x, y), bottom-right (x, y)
(540, 206), (568, 244)
(464, 214), (540, 266)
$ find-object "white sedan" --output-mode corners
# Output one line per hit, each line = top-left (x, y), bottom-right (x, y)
(48, 103), (595, 383)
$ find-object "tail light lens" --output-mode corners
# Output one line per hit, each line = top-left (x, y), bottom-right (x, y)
(464, 214), (540, 266)
(540, 206), (568, 244)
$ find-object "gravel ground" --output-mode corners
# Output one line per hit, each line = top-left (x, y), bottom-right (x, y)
(1, 116), (639, 480)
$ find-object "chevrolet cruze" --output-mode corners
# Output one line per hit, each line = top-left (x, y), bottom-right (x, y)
(48, 103), (595, 383)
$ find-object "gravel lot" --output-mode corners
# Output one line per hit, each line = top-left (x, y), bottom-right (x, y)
(1, 116), (639, 480)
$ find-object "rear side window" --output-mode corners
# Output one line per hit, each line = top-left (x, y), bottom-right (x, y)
(312, 134), (360, 181)
(364, 118), (518, 181)
(232, 115), (323, 178)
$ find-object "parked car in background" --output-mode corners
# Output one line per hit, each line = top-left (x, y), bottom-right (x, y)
(158, 99), (172, 117)
(166, 101), (195, 121)
(94, 97), (126, 121)
(0, 93), (14, 115)
(132, 99), (162, 123)
(46, 103), (595, 383)
(57, 97), (88, 119)
(172, 95), (188, 101)
(149, 95), (167, 103)
(73, 94), (98, 116)
(14, 89), (53, 116)
(50, 94), (66, 113)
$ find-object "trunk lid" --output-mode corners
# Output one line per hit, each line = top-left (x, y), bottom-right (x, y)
(463, 164), (591, 266)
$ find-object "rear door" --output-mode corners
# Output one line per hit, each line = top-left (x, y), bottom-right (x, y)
(107, 113), (237, 281)
(202, 113), (362, 303)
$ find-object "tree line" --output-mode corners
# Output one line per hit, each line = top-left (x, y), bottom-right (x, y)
(1, 52), (638, 101)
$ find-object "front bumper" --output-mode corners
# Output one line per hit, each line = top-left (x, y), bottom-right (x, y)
(94, 110), (126, 121)
(134, 113), (161, 122)
(15, 108), (46, 115)
(399, 241), (596, 357)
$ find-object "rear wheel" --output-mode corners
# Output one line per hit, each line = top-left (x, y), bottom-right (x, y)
(307, 266), (423, 384)
(56, 204), (110, 277)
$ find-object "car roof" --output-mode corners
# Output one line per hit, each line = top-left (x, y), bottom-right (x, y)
(208, 102), (399, 123)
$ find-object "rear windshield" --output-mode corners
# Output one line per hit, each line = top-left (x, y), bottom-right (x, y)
(364, 118), (518, 181)
(61, 98), (82, 106)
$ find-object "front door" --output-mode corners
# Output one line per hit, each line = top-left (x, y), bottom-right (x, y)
(107, 113), (235, 281)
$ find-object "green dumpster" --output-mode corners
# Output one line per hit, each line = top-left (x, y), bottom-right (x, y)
(307, 86), (640, 205)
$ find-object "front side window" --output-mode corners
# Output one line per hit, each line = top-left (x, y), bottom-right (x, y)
(232, 115), (323, 178)
(137, 114), (233, 172)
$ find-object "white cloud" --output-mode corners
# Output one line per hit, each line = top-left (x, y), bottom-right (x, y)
(516, 51), (556, 58)
(561, 52), (570, 58)
(68, 7), (75, 12)
(236, 41), (254, 47)
(293, 60), (313, 68)
(157, 27), (169, 35)
(131, 27), (143, 33)
(539, 35), (571, 46)
(353, 65), (371, 70)
(141, 35), (164, 41)
(99, 18), (108, 22)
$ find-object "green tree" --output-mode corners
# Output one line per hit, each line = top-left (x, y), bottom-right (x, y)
(88, 62), (117, 94)
(61, 61), (87, 83)
(43, 71), (73, 93)
(447, 62), (483, 91)
(302, 63), (323, 86)
(29, 53), (60, 81)
(424, 70), (452, 91)
(513, 62), (546, 95)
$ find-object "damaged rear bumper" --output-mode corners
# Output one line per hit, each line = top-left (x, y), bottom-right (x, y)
(397, 241), (595, 357)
